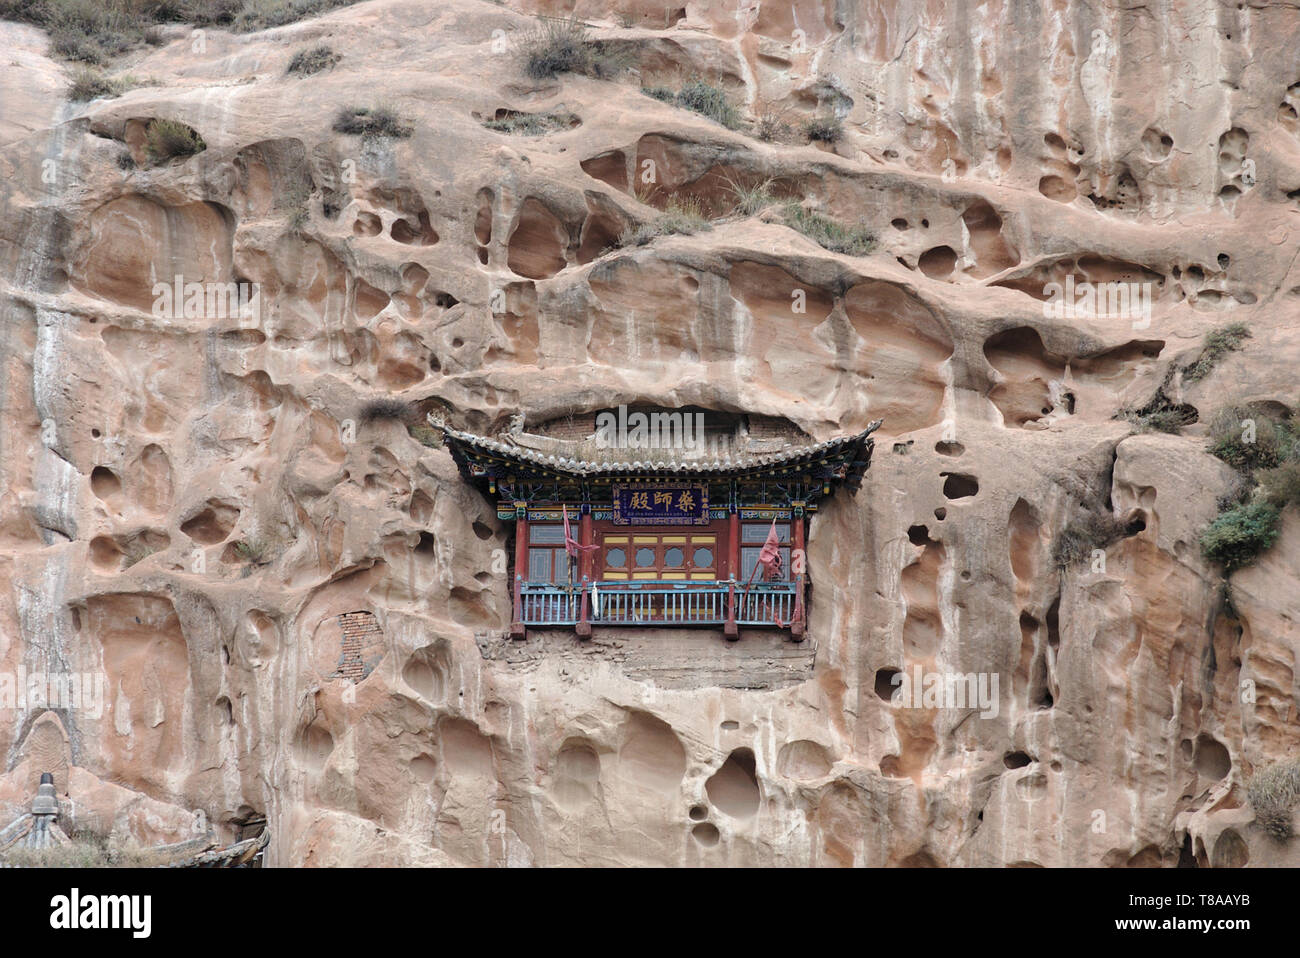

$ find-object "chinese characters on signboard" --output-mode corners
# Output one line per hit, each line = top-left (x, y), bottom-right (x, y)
(612, 484), (710, 525)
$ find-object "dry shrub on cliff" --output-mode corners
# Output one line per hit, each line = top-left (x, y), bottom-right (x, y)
(482, 110), (576, 136)
(1052, 512), (1131, 567)
(67, 66), (151, 101)
(68, 65), (116, 100)
(1248, 761), (1300, 841)
(3, 0), (362, 63)
(1183, 321), (1250, 383)
(1208, 404), (1294, 471)
(333, 105), (413, 139)
(803, 113), (843, 142)
(145, 117), (206, 163)
(286, 43), (340, 75)
(513, 15), (631, 81)
(782, 203), (876, 256)
(1258, 461), (1300, 509)
(754, 101), (795, 142)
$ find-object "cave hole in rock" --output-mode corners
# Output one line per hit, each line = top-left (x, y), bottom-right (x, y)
(90, 466), (122, 501)
(935, 440), (964, 456)
(691, 822), (720, 847)
(216, 696), (234, 725)
(688, 804), (708, 822)
(933, 508), (946, 521)
(1003, 751), (1033, 769)
(1194, 734), (1231, 780)
(942, 473), (979, 499)
(704, 748), (760, 819)
(919, 245), (957, 279)
(472, 519), (494, 540)
(91, 428), (101, 438)
(874, 667), (901, 701)
(720, 720), (739, 731)
(891, 218), (909, 230)
(907, 524), (931, 546)
(1212, 829), (1249, 868)
(1046, 597), (1061, 649)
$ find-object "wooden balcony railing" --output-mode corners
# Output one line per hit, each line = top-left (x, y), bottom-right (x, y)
(517, 580), (798, 629)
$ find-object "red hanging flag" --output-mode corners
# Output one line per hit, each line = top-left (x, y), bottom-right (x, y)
(563, 505), (598, 559)
(757, 518), (783, 580)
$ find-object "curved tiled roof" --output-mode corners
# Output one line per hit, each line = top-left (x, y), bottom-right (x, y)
(430, 416), (881, 480)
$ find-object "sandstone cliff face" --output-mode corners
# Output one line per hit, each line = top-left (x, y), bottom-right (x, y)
(0, 0), (1297, 867)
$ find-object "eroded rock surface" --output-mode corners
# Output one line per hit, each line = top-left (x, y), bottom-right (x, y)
(0, 0), (1297, 866)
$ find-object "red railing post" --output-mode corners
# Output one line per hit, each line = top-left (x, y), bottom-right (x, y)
(791, 504), (806, 639)
(725, 508), (739, 639)
(576, 507), (593, 637)
(511, 502), (527, 639)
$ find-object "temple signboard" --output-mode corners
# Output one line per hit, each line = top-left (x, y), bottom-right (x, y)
(612, 483), (709, 526)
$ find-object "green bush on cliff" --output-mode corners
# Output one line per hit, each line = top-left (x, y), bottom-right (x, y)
(1200, 502), (1281, 572)
(783, 203), (876, 256)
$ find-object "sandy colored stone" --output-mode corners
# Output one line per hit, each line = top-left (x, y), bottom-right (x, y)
(0, 0), (1295, 866)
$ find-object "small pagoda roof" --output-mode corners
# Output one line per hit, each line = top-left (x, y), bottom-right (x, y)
(430, 415), (880, 493)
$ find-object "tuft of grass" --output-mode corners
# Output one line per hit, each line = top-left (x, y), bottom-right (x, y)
(233, 537), (272, 564)
(640, 85), (676, 103)
(754, 103), (794, 142)
(116, 150), (137, 171)
(145, 117), (205, 163)
(724, 177), (774, 217)
(803, 113), (843, 142)
(674, 78), (742, 129)
(287, 43), (340, 75)
(782, 202), (876, 255)
(333, 105), (413, 139)
(616, 196), (711, 247)
(1052, 512), (1132, 567)
(512, 14), (631, 81)
(67, 66), (151, 102)
(1247, 760), (1300, 841)
(358, 398), (413, 424)
(1182, 321), (1251, 383)
(1200, 501), (1281, 571)
(68, 65), (115, 101)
